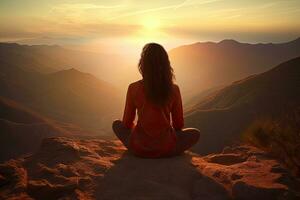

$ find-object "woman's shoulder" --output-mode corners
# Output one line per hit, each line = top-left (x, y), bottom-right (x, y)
(128, 79), (143, 90)
(172, 83), (180, 91)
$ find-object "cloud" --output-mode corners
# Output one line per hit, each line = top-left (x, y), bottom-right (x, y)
(50, 3), (125, 12)
(108, 0), (221, 20)
(0, 22), (142, 44)
(47, 2), (126, 24)
(75, 23), (142, 37)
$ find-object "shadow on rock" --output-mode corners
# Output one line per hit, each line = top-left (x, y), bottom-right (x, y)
(95, 152), (230, 200)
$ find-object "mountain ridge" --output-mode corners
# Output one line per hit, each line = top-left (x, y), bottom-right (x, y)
(170, 37), (300, 100)
(185, 56), (300, 155)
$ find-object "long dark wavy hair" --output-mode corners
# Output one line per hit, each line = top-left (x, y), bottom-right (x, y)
(138, 43), (175, 106)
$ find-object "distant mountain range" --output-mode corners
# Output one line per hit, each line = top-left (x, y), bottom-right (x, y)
(0, 57), (122, 133)
(0, 47), (125, 161)
(3, 38), (299, 104)
(185, 56), (300, 154)
(0, 42), (133, 84)
(170, 37), (300, 100)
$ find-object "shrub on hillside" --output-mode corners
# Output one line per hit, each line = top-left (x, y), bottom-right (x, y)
(243, 111), (300, 176)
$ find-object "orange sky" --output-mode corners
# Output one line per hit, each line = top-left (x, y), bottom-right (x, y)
(1, 0), (300, 54)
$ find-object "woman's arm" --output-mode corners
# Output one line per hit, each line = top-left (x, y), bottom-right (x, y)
(122, 84), (136, 129)
(171, 85), (184, 131)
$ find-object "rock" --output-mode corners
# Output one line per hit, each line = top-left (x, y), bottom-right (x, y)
(212, 170), (221, 178)
(56, 163), (79, 177)
(231, 173), (243, 180)
(222, 146), (234, 154)
(28, 179), (77, 199)
(0, 160), (27, 193)
(192, 176), (230, 200)
(270, 164), (287, 174)
(193, 145), (300, 200)
(36, 163), (59, 177)
(206, 153), (247, 165)
(232, 180), (289, 200)
(1, 137), (299, 200)
(78, 176), (92, 188)
(232, 145), (266, 157)
(0, 174), (8, 187)
(247, 155), (259, 162)
(37, 137), (81, 165)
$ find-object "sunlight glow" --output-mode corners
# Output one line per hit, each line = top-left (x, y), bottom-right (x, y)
(0, 0), (299, 53)
(142, 18), (161, 31)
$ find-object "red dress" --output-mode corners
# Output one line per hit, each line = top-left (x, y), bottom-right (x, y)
(122, 80), (184, 158)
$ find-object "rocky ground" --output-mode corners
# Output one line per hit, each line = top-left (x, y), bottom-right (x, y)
(0, 137), (299, 200)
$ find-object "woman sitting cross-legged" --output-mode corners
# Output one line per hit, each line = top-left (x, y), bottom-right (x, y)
(112, 43), (200, 158)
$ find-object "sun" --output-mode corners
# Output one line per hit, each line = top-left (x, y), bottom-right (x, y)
(129, 17), (167, 48)
(142, 18), (161, 30)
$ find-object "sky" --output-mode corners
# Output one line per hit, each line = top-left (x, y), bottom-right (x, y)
(1, 0), (300, 54)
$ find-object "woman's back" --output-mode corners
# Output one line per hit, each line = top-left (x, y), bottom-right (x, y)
(122, 80), (183, 157)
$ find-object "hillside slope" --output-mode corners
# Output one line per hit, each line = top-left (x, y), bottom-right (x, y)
(0, 60), (122, 134)
(185, 56), (300, 154)
(0, 97), (66, 162)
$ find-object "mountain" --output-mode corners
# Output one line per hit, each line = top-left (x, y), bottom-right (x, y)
(170, 37), (300, 100)
(0, 59), (123, 161)
(0, 42), (133, 85)
(0, 42), (120, 74)
(0, 97), (66, 162)
(0, 60), (123, 134)
(0, 137), (299, 199)
(0, 43), (63, 73)
(185, 56), (300, 156)
(43, 68), (122, 132)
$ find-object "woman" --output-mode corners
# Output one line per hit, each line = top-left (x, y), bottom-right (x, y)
(112, 43), (200, 158)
